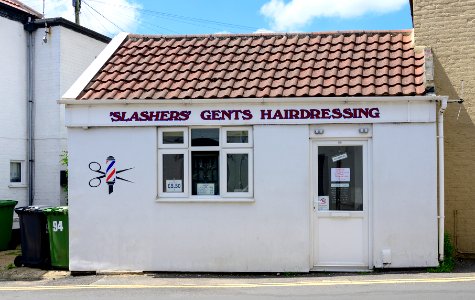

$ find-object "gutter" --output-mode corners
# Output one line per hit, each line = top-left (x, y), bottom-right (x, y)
(59, 95), (449, 105)
(26, 19), (35, 206)
(437, 97), (448, 261)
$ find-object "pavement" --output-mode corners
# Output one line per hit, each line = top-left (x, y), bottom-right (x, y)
(1, 247), (475, 283)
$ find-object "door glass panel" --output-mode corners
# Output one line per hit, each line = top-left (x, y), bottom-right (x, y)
(318, 146), (363, 211)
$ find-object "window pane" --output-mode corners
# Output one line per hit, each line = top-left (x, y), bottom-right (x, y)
(318, 146), (363, 211)
(162, 154), (184, 193)
(227, 154), (248, 192)
(191, 128), (219, 146)
(227, 130), (248, 144)
(10, 162), (21, 183)
(163, 131), (184, 144)
(191, 151), (219, 195)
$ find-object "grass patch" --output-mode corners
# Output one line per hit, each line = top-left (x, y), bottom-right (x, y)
(5, 263), (15, 270)
(428, 233), (455, 273)
(4, 250), (21, 256)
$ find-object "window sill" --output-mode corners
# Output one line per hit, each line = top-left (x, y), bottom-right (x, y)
(156, 197), (255, 203)
(9, 184), (27, 188)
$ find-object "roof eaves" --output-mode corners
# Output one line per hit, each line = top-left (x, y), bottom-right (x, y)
(25, 17), (110, 43)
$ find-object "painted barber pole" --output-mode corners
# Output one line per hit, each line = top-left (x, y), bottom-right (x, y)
(88, 156), (134, 194)
(106, 156), (116, 194)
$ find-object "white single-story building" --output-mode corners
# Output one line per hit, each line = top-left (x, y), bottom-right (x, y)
(61, 31), (447, 272)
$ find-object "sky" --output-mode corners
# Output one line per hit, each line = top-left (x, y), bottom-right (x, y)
(21, 0), (413, 38)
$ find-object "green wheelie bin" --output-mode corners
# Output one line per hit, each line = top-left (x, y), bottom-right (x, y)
(0, 200), (18, 250)
(42, 207), (69, 269)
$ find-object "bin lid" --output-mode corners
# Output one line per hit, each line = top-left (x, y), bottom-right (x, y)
(0, 200), (18, 208)
(14, 205), (53, 214)
(42, 206), (68, 215)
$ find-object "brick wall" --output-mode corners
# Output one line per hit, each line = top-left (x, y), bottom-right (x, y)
(413, 0), (475, 255)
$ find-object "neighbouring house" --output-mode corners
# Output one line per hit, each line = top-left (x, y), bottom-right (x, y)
(61, 31), (448, 272)
(412, 0), (475, 257)
(0, 0), (110, 230)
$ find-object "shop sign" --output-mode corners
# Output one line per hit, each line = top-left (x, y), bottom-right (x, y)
(109, 107), (381, 123)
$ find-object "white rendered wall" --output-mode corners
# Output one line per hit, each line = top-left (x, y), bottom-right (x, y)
(33, 26), (106, 206)
(68, 125), (310, 272)
(0, 17), (28, 208)
(372, 123), (438, 268)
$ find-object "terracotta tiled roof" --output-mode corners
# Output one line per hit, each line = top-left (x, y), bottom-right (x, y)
(78, 30), (426, 100)
(0, 0), (42, 18)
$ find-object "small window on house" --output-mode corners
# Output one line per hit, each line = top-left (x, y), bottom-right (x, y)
(10, 161), (22, 183)
(158, 128), (188, 148)
(191, 128), (220, 146)
(163, 131), (184, 144)
(222, 127), (253, 148)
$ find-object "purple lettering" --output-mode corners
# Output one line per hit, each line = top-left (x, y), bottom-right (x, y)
(110, 111), (121, 122)
(321, 109), (331, 119)
(342, 108), (353, 119)
(332, 108), (342, 119)
(242, 110), (253, 120)
(260, 109), (273, 119)
(369, 108), (380, 118)
(201, 110), (211, 120)
(180, 111), (191, 121)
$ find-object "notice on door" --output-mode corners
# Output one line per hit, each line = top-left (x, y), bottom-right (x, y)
(331, 168), (350, 182)
(318, 196), (330, 211)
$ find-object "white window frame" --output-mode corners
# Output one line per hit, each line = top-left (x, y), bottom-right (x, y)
(222, 127), (253, 148)
(158, 149), (189, 198)
(9, 160), (26, 187)
(157, 126), (254, 201)
(158, 127), (188, 148)
(220, 148), (253, 198)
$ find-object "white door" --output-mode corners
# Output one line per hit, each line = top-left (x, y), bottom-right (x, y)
(312, 140), (369, 271)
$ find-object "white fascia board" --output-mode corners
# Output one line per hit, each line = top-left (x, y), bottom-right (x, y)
(59, 95), (444, 105)
(62, 32), (129, 100)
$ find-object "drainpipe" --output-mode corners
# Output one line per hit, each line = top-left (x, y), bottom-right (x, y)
(26, 19), (35, 206)
(438, 97), (448, 261)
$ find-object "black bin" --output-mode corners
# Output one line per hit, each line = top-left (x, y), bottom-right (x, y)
(14, 206), (51, 268)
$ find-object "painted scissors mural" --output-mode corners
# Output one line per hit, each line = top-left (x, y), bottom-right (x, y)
(89, 156), (134, 194)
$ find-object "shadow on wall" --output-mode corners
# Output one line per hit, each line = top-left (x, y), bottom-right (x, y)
(434, 54), (475, 257)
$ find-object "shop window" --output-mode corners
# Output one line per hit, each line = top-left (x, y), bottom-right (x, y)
(191, 128), (219, 146)
(158, 127), (188, 148)
(158, 127), (253, 199)
(10, 161), (23, 184)
(222, 127), (253, 147)
(191, 151), (219, 195)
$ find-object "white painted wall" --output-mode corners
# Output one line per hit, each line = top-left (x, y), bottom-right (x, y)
(372, 123), (438, 268)
(68, 125), (310, 272)
(33, 26), (107, 206)
(0, 17), (28, 210)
